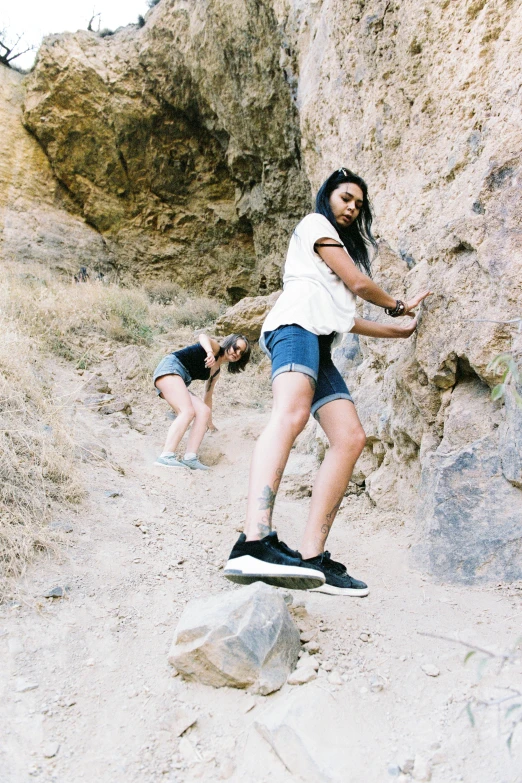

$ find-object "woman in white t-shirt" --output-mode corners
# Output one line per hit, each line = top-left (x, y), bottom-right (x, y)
(224, 168), (431, 595)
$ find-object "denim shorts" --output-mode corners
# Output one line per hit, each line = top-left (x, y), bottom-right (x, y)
(261, 324), (353, 417)
(153, 354), (191, 395)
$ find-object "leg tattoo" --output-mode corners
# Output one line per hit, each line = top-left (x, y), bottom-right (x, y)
(257, 466), (284, 538)
(307, 376), (316, 391)
(317, 493), (344, 548)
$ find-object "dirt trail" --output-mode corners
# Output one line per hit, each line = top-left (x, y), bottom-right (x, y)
(1, 353), (521, 783)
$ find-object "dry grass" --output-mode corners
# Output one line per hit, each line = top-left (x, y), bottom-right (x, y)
(0, 315), (83, 598)
(6, 265), (225, 370)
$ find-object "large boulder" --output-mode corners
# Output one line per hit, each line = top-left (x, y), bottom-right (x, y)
(214, 291), (281, 341)
(413, 378), (522, 583)
(168, 582), (300, 694)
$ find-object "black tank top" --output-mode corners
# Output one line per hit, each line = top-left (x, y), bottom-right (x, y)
(173, 343), (219, 381)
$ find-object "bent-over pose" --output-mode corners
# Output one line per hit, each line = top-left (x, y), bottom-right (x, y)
(153, 333), (250, 470)
(224, 168), (431, 594)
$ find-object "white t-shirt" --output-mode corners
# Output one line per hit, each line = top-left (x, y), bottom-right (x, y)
(261, 213), (357, 338)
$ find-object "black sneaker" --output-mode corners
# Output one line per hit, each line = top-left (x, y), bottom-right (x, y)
(303, 551), (369, 596)
(223, 532), (325, 590)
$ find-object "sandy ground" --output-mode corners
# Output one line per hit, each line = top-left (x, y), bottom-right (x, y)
(1, 350), (521, 783)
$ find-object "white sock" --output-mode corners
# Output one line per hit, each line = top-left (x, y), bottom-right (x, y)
(184, 452), (197, 461)
(161, 451), (176, 458)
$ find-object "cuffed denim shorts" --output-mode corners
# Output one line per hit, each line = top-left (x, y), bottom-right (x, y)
(153, 354), (191, 395)
(261, 324), (353, 417)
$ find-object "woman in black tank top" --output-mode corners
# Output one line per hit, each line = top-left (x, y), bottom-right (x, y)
(153, 333), (250, 470)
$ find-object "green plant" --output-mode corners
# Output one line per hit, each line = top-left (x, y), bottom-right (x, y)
(487, 352), (522, 407)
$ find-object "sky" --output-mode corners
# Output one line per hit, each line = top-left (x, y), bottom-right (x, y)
(1, 0), (150, 69)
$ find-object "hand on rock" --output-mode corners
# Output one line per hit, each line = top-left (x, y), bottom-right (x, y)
(404, 290), (432, 317)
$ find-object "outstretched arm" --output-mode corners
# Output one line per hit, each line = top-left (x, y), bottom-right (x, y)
(315, 240), (431, 315)
(350, 316), (419, 339)
(203, 368), (220, 431)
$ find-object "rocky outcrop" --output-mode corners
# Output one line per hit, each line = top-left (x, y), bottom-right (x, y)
(22, 2), (311, 298)
(0, 66), (113, 275)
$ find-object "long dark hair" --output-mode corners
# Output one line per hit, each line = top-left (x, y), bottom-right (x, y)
(219, 334), (251, 374)
(315, 168), (377, 277)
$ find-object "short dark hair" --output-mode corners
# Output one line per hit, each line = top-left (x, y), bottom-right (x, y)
(315, 168), (377, 277)
(219, 334), (251, 373)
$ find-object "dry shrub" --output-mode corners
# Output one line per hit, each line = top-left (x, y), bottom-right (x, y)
(0, 320), (82, 598)
(144, 280), (183, 305)
(167, 297), (224, 329)
(6, 266), (224, 368)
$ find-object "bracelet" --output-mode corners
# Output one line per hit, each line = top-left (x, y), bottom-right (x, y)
(385, 300), (405, 317)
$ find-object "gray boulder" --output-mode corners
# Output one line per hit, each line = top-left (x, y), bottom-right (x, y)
(168, 582), (300, 694)
(414, 379), (522, 583)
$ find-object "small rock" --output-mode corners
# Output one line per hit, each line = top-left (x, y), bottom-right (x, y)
(296, 652), (319, 671)
(421, 664), (440, 677)
(43, 585), (70, 599)
(43, 742), (60, 759)
(48, 521), (74, 533)
(128, 417), (148, 433)
(398, 756), (414, 774)
(287, 665), (317, 685)
(303, 640), (321, 654)
(328, 670), (342, 686)
(359, 632), (371, 643)
(99, 399), (132, 416)
(320, 660), (333, 671)
(170, 707), (198, 737)
(299, 630), (315, 643)
(83, 393), (114, 407)
(412, 754), (431, 781)
(370, 675), (385, 692)
(83, 376), (111, 394)
(388, 765), (401, 777)
(104, 490), (121, 498)
(15, 678), (39, 693)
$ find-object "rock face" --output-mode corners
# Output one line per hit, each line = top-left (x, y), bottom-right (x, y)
(0, 66), (113, 275)
(22, 2), (311, 298)
(168, 582), (300, 694)
(4, 0), (522, 582)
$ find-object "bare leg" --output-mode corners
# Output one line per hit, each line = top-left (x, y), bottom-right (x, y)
(155, 375), (195, 454)
(299, 399), (366, 559)
(185, 394), (211, 454)
(244, 372), (314, 541)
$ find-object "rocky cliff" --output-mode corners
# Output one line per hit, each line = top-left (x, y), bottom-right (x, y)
(5, 0), (522, 582)
(0, 66), (113, 274)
